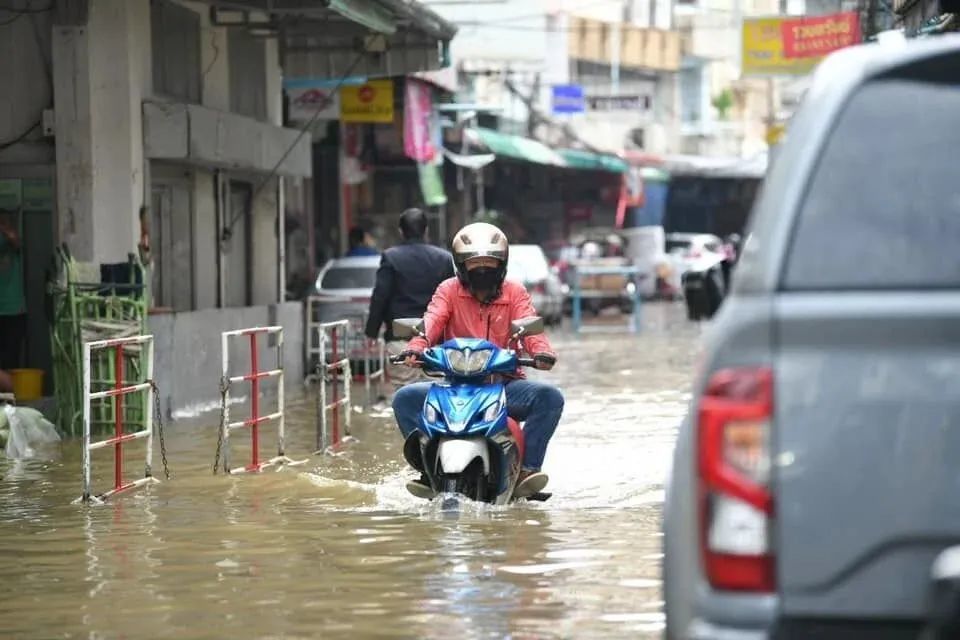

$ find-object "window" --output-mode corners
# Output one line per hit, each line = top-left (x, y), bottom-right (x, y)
(151, 0), (201, 103)
(320, 267), (377, 290)
(783, 76), (960, 290)
(228, 30), (267, 120)
(679, 65), (704, 124)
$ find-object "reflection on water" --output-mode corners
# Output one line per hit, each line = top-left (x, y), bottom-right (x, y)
(0, 303), (697, 639)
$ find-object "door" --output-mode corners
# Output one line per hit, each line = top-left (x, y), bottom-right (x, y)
(224, 181), (252, 308)
(150, 178), (194, 311)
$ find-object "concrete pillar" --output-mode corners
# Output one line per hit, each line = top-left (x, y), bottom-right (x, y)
(53, 0), (149, 264)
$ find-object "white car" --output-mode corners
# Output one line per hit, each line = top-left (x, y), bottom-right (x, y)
(506, 244), (564, 326)
(312, 255), (381, 367)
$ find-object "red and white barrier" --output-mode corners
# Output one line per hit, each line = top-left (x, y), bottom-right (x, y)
(316, 320), (353, 453)
(81, 335), (159, 502)
(220, 326), (304, 474)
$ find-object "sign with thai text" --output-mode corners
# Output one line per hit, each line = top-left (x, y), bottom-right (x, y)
(341, 79), (394, 123)
(551, 85), (585, 115)
(781, 12), (860, 59)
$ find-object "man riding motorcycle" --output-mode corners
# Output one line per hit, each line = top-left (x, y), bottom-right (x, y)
(392, 222), (565, 499)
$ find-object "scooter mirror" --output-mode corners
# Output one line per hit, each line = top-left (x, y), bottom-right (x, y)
(392, 318), (425, 338)
(510, 316), (544, 338)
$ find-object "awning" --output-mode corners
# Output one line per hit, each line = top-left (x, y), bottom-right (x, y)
(559, 149), (629, 174)
(201, 0), (457, 81)
(465, 128), (566, 167)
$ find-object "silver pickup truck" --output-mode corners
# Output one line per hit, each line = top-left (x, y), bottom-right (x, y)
(663, 35), (960, 640)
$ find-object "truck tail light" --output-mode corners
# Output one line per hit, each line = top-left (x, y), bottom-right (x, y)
(698, 366), (775, 592)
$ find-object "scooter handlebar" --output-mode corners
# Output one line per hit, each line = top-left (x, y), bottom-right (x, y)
(517, 357), (537, 368)
(389, 351), (423, 365)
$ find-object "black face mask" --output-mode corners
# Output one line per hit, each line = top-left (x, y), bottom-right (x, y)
(466, 266), (501, 296)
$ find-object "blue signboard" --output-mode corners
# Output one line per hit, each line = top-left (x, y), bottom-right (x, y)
(551, 84), (585, 115)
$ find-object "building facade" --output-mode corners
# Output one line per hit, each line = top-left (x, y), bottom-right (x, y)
(0, 0), (454, 416)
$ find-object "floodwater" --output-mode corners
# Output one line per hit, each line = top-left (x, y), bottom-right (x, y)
(0, 303), (700, 639)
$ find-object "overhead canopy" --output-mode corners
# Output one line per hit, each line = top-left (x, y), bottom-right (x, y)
(559, 149), (629, 174)
(466, 128), (567, 167)
(199, 0), (457, 82)
(464, 128), (629, 174)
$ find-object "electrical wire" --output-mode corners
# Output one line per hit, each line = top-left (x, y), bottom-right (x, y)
(0, 1), (53, 14)
(453, 0), (626, 26)
(202, 29), (220, 80)
(220, 50), (367, 241)
(0, 120), (40, 150)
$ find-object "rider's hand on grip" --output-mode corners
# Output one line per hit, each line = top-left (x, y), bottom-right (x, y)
(532, 353), (556, 371)
(401, 350), (422, 368)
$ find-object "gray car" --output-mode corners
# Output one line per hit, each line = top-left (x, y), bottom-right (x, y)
(663, 36), (960, 639)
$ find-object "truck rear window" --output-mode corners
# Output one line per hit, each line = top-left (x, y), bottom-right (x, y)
(783, 78), (960, 290)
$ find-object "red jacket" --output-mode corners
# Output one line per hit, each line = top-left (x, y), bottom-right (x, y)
(407, 278), (556, 366)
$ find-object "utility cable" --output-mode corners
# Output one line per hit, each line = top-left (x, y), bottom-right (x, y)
(220, 50), (367, 242)
(0, 120), (40, 150)
(0, 0), (52, 14)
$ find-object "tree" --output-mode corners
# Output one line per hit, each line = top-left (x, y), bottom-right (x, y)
(712, 89), (734, 120)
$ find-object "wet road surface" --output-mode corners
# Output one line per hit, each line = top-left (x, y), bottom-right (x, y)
(0, 303), (700, 639)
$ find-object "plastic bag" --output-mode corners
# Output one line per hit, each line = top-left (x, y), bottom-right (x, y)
(2, 405), (61, 460)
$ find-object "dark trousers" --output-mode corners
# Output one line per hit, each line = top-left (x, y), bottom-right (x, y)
(0, 313), (26, 369)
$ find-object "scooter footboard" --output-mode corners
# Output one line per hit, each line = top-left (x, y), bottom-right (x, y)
(438, 438), (490, 475)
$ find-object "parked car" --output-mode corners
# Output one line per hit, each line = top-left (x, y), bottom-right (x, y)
(506, 244), (564, 325)
(311, 255), (381, 373)
(664, 37), (960, 639)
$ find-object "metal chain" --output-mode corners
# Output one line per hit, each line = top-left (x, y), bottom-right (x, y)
(149, 380), (171, 480)
(212, 376), (229, 474)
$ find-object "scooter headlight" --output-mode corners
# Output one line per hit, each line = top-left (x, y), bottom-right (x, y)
(482, 401), (501, 423)
(425, 403), (438, 424)
(444, 347), (492, 375)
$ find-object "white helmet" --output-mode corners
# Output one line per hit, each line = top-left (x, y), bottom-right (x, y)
(451, 222), (509, 301)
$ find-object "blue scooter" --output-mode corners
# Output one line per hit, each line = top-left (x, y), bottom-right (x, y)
(391, 316), (551, 504)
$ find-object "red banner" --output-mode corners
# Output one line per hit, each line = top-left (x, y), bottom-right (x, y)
(780, 12), (860, 59)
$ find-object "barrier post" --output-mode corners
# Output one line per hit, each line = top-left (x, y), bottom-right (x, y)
(315, 319), (352, 454)
(363, 335), (386, 405)
(81, 335), (159, 503)
(220, 326), (304, 474)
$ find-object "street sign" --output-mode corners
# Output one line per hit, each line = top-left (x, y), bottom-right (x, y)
(587, 95), (652, 111)
(287, 87), (340, 122)
(341, 79), (394, 123)
(551, 84), (585, 115)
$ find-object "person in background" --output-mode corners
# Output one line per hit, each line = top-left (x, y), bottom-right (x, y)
(365, 209), (454, 397)
(345, 226), (379, 257)
(0, 210), (26, 372)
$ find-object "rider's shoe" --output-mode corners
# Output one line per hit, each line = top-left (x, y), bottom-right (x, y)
(514, 470), (549, 498)
(405, 473), (435, 500)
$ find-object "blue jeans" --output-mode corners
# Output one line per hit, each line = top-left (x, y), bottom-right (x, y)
(392, 379), (564, 472)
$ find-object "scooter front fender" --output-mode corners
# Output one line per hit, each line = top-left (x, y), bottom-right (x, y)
(438, 437), (489, 475)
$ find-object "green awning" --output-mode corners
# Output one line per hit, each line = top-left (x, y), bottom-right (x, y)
(467, 128), (566, 167)
(559, 149), (629, 174)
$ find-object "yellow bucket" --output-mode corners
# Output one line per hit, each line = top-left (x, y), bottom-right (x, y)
(11, 369), (44, 402)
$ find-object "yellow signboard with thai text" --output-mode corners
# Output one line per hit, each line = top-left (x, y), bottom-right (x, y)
(742, 13), (861, 76)
(743, 17), (818, 76)
(340, 80), (394, 123)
